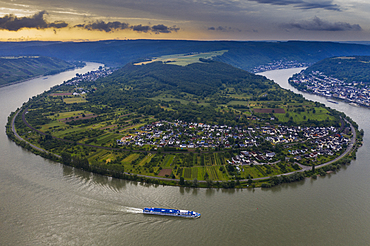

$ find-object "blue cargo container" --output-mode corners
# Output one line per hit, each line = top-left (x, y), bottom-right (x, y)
(143, 207), (201, 218)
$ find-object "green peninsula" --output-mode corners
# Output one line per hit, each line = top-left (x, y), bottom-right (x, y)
(7, 59), (360, 188)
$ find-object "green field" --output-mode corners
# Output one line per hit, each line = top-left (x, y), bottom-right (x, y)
(63, 97), (87, 104)
(134, 50), (228, 66)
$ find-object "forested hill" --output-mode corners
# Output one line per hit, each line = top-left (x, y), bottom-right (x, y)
(0, 56), (76, 87)
(101, 60), (276, 98)
(302, 56), (370, 83)
(2, 40), (370, 72)
(78, 60), (337, 126)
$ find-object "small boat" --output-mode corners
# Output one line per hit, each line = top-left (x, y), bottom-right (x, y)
(349, 102), (359, 107)
(143, 207), (201, 218)
(327, 99), (338, 104)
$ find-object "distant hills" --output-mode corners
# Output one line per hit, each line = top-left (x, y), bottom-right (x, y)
(301, 56), (370, 83)
(0, 56), (77, 87)
(1, 40), (370, 71)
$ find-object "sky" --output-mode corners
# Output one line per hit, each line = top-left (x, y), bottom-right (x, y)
(0, 0), (369, 41)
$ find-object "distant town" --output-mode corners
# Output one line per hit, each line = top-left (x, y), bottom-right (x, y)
(290, 70), (370, 107)
(253, 60), (311, 73)
(64, 66), (117, 86)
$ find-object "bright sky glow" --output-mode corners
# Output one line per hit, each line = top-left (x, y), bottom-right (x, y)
(0, 0), (369, 41)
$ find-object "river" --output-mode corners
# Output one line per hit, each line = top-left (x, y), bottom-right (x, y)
(1, 66), (370, 245)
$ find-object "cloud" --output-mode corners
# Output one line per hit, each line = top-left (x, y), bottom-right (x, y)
(75, 21), (179, 34)
(208, 26), (241, 32)
(249, 0), (341, 11)
(282, 16), (362, 31)
(74, 21), (129, 32)
(131, 24), (151, 32)
(151, 24), (179, 34)
(0, 11), (68, 31)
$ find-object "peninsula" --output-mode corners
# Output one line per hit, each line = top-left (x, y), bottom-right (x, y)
(6, 55), (362, 188)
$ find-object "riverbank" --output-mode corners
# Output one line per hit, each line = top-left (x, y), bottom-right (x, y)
(0, 64), (86, 89)
(7, 103), (360, 189)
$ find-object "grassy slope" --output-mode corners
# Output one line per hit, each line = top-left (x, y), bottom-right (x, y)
(0, 56), (74, 86)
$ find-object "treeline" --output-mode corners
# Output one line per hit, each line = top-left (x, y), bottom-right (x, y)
(303, 56), (370, 84)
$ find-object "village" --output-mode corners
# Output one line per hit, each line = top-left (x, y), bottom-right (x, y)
(64, 67), (117, 86)
(117, 120), (350, 166)
(290, 70), (370, 107)
(253, 60), (311, 73)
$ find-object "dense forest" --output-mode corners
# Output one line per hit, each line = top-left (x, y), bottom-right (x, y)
(302, 56), (370, 83)
(0, 56), (80, 86)
(2, 40), (370, 72)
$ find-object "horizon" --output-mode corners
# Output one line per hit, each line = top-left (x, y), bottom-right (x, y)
(1, 1), (370, 42)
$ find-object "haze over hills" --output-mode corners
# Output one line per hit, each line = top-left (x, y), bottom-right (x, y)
(1, 40), (370, 71)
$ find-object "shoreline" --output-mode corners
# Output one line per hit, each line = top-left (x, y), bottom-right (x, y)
(0, 65), (84, 89)
(7, 105), (358, 188)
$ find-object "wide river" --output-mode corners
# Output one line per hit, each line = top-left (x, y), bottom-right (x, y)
(1, 66), (370, 245)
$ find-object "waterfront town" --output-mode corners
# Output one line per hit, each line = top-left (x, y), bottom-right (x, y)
(252, 60), (311, 73)
(117, 120), (350, 165)
(290, 70), (370, 107)
(64, 67), (117, 86)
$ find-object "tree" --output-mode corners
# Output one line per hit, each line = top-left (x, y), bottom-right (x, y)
(192, 178), (198, 187)
(61, 152), (72, 165)
(179, 176), (185, 185)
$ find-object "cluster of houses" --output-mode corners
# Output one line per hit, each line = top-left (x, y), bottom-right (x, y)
(64, 67), (116, 86)
(253, 60), (311, 73)
(290, 71), (370, 107)
(228, 131), (349, 166)
(116, 120), (349, 165)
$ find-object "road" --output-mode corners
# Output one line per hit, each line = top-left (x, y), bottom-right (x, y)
(12, 108), (357, 184)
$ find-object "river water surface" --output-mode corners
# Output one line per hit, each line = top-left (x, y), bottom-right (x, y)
(1, 66), (370, 245)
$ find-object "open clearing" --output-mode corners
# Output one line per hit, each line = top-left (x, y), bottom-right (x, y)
(133, 50), (228, 66)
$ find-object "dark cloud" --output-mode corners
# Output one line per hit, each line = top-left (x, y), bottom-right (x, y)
(75, 21), (179, 34)
(75, 21), (129, 32)
(131, 24), (151, 32)
(249, 0), (341, 11)
(151, 24), (179, 34)
(208, 26), (241, 32)
(282, 17), (362, 31)
(0, 11), (68, 31)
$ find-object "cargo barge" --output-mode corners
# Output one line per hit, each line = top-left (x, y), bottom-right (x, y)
(143, 207), (201, 218)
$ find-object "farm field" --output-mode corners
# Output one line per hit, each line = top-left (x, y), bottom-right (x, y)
(133, 50), (228, 66)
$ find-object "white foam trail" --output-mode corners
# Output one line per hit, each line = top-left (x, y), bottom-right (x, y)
(123, 207), (143, 214)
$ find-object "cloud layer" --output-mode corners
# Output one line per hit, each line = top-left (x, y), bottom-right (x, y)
(0, 11), (180, 34)
(249, 0), (340, 11)
(282, 17), (362, 31)
(75, 21), (179, 33)
(0, 11), (68, 31)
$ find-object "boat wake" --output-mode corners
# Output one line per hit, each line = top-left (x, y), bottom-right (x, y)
(122, 207), (143, 214)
